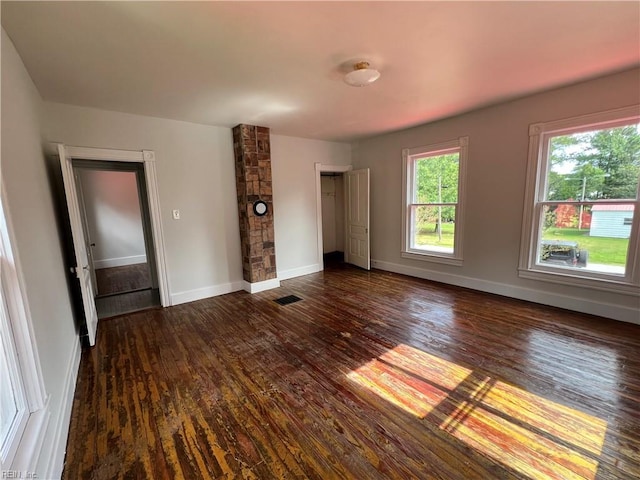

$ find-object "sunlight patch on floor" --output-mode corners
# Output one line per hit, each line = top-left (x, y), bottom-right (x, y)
(347, 358), (449, 418)
(347, 343), (607, 480)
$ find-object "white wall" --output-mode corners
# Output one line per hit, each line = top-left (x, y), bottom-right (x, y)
(43, 103), (243, 304)
(43, 104), (351, 299)
(271, 135), (351, 279)
(352, 68), (640, 324)
(1, 29), (80, 478)
(77, 169), (146, 268)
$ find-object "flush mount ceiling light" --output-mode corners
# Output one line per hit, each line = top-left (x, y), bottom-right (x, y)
(344, 61), (381, 87)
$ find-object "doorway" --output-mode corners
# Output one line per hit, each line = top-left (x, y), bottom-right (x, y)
(321, 173), (346, 267)
(57, 145), (170, 346)
(74, 161), (160, 319)
(315, 163), (370, 271)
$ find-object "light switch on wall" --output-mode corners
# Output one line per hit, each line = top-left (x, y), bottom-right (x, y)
(172, 209), (180, 220)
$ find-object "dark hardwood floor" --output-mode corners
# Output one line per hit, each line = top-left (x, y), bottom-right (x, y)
(63, 264), (640, 479)
(94, 264), (159, 319)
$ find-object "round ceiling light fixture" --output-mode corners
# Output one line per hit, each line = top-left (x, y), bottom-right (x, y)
(344, 61), (380, 87)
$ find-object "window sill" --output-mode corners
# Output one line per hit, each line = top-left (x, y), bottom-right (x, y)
(518, 267), (639, 296)
(401, 251), (463, 266)
(9, 396), (50, 472)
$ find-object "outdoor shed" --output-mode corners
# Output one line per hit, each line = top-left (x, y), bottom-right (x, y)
(590, 204), (635, 238)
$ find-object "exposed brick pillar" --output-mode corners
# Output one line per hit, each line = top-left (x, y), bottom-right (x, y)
(232, 124), (278, 290)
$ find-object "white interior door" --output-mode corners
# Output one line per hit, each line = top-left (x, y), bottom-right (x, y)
(346, 168), (370, 270)
(75, 171), (98, 294)
(58, 144), (98, 346)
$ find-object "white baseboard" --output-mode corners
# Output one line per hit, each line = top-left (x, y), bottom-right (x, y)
(44, 336), (82, 479)
(170, 281), (243, 306)
(243, 278), (281, 293)
(169, 265), (321, 305)
(94, 255), (146, 269)
(170, 267), (320, 305)
(371, 259), (640, 325)
(278, 263), (320, 281)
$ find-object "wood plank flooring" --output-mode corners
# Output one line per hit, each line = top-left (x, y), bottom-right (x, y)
(63, 264), (640, 479)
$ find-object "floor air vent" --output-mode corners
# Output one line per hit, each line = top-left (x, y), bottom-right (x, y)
(274, 295), (302, 306)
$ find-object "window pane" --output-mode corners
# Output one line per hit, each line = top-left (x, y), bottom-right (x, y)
(538, 204), (632, 275)
(546, 123), (640, 201)
(1, 328), (19, 445)
(414, 153), (459, 203)
(411, 205), (456, 254)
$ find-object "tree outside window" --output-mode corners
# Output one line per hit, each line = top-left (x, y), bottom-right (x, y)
(520, 106), (640, 293)
(402, 137), (468, 265)
(542, 124), (639, 274)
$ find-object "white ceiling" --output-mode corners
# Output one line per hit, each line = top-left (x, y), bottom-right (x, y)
(2, 1), (639, 142)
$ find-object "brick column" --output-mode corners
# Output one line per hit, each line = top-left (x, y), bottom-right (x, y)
(232, 124), (277, 288)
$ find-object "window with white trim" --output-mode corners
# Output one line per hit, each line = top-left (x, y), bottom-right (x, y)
(402, 137), (468, 265)
(0, 190), (48, 472)
(1, 288), (29, 469)
(519, 106), (640, 294)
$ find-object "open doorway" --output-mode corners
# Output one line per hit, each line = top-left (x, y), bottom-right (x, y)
(315, 163), (370, 271)
(56, 145), (169, 346)
(321, 173), (346, 268)
(74, 161), (161, 319)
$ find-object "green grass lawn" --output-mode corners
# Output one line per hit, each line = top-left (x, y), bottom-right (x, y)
(415, 224), (628, 266)
(542, 228), (629, 265)
(415, 222), (455, 248)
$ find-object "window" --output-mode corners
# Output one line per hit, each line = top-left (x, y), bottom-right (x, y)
(402, 137), (468, 265)
(519, 106), (640, 294)
(1, 289), (29, 469)
(0, 190), (48, 472)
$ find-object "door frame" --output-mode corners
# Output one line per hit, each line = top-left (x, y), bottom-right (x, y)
(57, 145), (171, 308)
(314, 163), (352, 271)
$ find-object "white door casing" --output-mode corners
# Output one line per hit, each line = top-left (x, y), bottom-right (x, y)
(58, 144), (99, 346)
(346, 168), (370, 270)
(55, 144), (171, 347)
